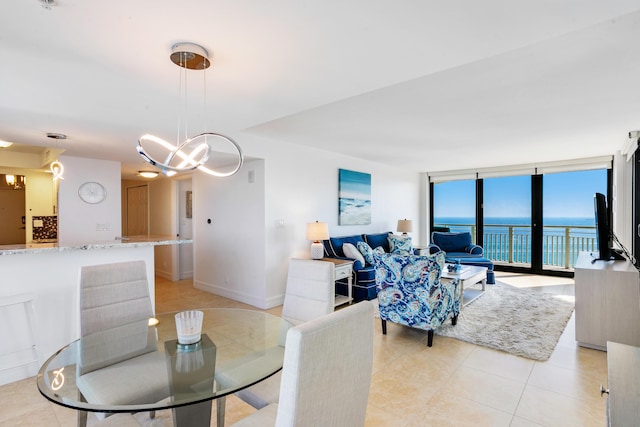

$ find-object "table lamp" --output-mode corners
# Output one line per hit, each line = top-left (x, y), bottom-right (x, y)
(397, 219), (413, 235)
(306, 221), (329, 259)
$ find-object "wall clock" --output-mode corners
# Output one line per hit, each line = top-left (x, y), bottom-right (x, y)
(78, 181), (107, 204)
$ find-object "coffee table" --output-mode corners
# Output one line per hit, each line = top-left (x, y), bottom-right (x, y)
(441, 264), (488, 307)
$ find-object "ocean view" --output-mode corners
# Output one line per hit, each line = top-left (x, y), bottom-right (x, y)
(434, 216), (597, 268)
(435, 216), (595, 227)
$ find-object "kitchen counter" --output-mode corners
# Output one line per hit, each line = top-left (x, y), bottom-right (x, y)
(0, 235), (193, 386)
(0, 235), (192, 255)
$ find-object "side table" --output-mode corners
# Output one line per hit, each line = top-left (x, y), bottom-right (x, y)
(320, 258), (354, 307)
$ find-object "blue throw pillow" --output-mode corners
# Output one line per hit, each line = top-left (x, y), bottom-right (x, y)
(357, 241), (374, 265)
(357, 241), (386, 265)
(388, 235), (413, 256)
(364, 232), (392, 253)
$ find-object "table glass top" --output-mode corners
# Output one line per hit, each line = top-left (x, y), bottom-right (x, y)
(37, 308), (290, 413)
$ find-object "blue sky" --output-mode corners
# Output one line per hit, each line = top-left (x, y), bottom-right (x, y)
(434, 169), (607, 219)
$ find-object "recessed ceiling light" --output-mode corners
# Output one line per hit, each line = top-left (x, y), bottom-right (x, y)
(138, 171), (159, 179)
(39, 0), (55, 9)
(46, 133), (67, 140)
(0, 140), (13, 148)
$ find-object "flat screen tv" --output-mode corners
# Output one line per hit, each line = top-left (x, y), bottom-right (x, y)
(594, 192), (611, 261)
(593, 192), (624, 261)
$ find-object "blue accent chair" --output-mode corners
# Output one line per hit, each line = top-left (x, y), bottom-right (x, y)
(373, 251), (461, 346)
(428, 231), (495, 284)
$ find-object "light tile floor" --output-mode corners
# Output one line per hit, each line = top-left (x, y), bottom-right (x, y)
(0, 272), (608, 426)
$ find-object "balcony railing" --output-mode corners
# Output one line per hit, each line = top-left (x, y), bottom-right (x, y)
(434, 223), (596, 270)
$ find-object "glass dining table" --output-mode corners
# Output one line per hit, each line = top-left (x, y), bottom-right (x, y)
(37, 308), (290, 427)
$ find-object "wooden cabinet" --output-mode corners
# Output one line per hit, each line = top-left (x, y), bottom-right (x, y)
(574, 252), (640, 350)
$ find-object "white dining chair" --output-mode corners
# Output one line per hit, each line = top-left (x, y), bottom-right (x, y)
(76, 260), (169, 427)
(230, 301), (374, 427)
(233, 259), (335, 408)
(0, 293), (39, 378)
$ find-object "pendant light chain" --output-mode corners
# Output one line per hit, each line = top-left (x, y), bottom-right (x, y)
(203, 59), (207, 134)
(182, 52), (189, 143)
(176, 55), (183, 147)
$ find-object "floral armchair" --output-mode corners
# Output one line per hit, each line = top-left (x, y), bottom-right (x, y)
(373, 251), (461, 347)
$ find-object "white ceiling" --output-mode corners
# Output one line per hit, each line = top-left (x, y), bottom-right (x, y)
(1, 0), (640, 179)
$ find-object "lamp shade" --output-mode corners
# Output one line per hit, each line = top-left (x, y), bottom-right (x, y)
(307, 221), (329, 260)
(306, 221), (329, 242)
(397, 219), (413, 234)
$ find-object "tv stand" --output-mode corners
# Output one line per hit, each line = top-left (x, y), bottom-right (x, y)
(590, 248), (626, 263)
(611, 248), (626, 261)
(575, 252), (640, 350)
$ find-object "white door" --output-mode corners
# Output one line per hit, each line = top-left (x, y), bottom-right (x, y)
(178, 179), (193, 279)
(126, 185), (148, 236)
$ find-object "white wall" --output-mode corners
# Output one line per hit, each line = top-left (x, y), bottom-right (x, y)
(148, 178), (178, 280)
(613, 151), (634, 250)
(192, 135), (420, 309)
(57, 155), (121, 245)
(262, 142), (420, 308)
(193, 159), (267, 306)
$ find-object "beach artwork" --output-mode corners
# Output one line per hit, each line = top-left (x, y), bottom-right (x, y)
(338, 169), (371, 225)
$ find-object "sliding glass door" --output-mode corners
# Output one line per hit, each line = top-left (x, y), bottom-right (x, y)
(430, 162), (610, 275)
(432, 179), (476, 241)
(483, 175), (532, 267)
(541, 169), (607, 271)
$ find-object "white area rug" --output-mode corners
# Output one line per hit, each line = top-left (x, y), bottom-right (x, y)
(434, 281), (574, 361)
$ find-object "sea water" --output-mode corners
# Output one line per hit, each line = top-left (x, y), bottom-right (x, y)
(434, 216), (596, 267)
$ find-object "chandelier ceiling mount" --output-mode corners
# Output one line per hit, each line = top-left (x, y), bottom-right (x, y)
(170, 43), (211, 70)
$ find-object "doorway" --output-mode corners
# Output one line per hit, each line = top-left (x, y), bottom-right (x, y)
(126, 185), (149, 236)
(177, 179), (193, 279)
(0, 186), (25, 245)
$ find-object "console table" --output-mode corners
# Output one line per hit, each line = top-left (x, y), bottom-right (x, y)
(574, 251), (640, 350)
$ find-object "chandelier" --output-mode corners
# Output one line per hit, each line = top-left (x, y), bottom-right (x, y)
(5, 174), (26, 190)
(137, 42), (243, 177)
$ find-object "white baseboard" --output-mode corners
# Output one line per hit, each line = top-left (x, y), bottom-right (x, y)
(0, 363), (38, 386)
(193, 280), (284, 310)
(155, 269), (173, 280)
